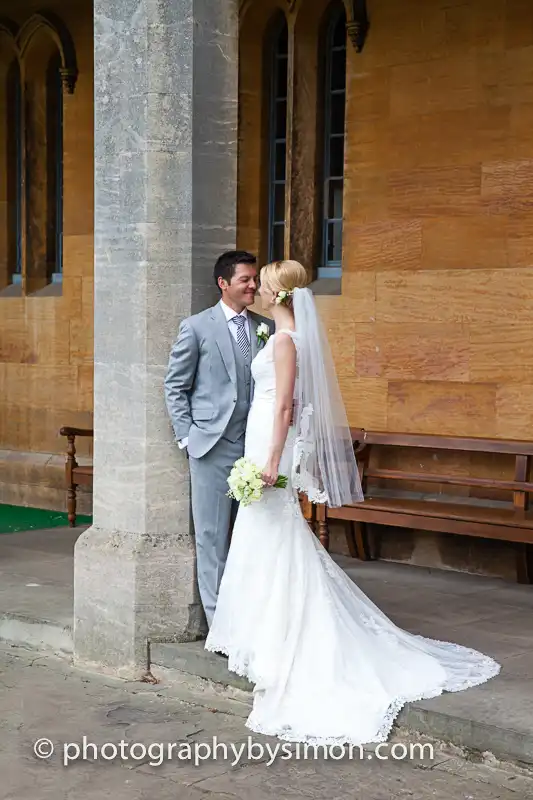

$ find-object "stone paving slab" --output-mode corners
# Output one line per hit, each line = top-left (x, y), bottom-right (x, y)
(0, 527), (82, 631)
(3, 643), (533, 800)
(2, 529), (533, 768)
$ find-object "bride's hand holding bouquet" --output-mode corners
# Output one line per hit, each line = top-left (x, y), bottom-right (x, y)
(227, 457), (288, 507)
(261, 455), (281, 487)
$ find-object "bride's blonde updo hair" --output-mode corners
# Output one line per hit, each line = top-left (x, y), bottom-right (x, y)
(260, 259), (309, 307)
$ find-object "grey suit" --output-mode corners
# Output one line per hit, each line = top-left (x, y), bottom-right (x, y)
(164, 301), (274, 625)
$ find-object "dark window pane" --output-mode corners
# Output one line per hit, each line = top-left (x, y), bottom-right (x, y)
(332, 16), (346, 48)
(326, 221), (343, 265)
(329, 136), (344, 178)
(331, 48), (346, 91)
(278, 23), (288, 57)
(330, 92), (345, 134)
(320, 10), (347, 270)
(267, 19), (288, 262)
(272, 224), (285, 261)
(275, 142), (286, 180)
(276, 55), (288, 97)
(327, 179), (344, 220)
(275, 99), (287, 139)
(6, 60), (22, 274)
(274, 182), (285, 222)
(46, 55), (63, 276)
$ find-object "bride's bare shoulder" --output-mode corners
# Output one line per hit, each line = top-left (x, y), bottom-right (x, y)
(272, 330), (297, 360)
(275, 328), (297, 339)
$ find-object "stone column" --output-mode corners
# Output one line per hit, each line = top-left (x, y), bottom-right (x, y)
(73, 0), (238, 676)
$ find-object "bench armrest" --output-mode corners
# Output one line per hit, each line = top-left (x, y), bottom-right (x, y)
(60, 427), (93, 482)
(60, 427), (94, 437)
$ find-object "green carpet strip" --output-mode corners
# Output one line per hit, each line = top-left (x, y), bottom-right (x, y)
(0, 503), (92, 534)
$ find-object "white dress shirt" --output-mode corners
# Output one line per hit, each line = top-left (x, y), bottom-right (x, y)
(179, 301), (250, 450)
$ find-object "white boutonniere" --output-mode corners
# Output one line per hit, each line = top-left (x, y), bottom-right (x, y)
(256, 322), (270, 346)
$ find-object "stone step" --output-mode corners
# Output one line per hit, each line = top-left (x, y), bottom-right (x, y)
(152, 640), (533, 769)
(0, 612), (73, 656)
(397, 701), (533, 768)
(152, 641), (253, 692)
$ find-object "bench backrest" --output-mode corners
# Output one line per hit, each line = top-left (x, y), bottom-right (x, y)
(349, 429), (533, 512)
(350, 430), (533, 456)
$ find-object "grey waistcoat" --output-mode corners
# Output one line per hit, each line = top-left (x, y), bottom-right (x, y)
(223, 331), (252, 442)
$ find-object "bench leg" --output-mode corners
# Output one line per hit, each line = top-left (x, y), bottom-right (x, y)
(316, 505), (329, 551)
(67, 484), (77, 528)
(300, 494), (316, 534)
(65, 432), (79, 529)
(516, 543), (533, 584)
(346, 521), (372, 561)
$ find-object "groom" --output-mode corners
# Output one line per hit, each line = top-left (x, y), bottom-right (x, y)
(164, 251), (274, 627)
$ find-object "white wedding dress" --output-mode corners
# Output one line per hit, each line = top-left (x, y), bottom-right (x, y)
(205, 330), (500, 746)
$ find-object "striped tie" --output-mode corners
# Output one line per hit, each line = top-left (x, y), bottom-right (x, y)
(232, 315), (250, 360)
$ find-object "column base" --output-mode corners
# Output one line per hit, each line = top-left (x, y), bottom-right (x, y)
(73, 525), (206, 678)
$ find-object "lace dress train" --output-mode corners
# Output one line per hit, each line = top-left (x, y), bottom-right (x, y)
(205, 333), (500, 746)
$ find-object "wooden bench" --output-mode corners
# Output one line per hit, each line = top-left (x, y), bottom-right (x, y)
(59, 427), (94, 527)
(59, 426), (316, 531)
(315, 430), (533, 584)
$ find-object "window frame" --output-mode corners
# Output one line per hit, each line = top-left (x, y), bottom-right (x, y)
(6, 58), (23, 284)
(317, 6), (347, 280)
(0, 11), (75, 295)
(46, 53), (64, 283)
(267, 17), (289, 264)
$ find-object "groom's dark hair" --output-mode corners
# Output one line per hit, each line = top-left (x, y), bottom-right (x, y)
(214, 250), (257, 291)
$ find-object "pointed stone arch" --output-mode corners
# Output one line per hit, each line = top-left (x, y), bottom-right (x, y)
(239, 0), (291, 24)
(286, 0), (369, 51)
(0, 15), (22, 71)
(0, 11), (78, 93)
(17, 11), (78, 93)
(0, 16), (18, 41)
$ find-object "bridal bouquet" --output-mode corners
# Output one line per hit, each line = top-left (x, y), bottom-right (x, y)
(227, 457), (288, 507)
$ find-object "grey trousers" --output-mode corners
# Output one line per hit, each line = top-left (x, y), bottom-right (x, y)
(189, 434), (244, 627)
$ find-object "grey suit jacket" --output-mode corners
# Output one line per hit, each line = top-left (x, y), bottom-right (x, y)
(164, 301), (275, 458)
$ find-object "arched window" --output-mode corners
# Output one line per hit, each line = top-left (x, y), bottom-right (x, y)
(5, 58), (22, 283)
(0, 12), (74, 293)
(267, 18), (288, 263)
(319, 6), (346, 279)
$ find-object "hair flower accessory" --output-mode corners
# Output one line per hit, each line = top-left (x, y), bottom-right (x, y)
(275, 289), (294, 305)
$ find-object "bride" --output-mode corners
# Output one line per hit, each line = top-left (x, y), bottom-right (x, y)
(205, 259), (500, 746)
